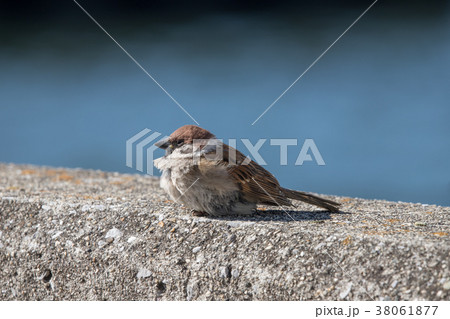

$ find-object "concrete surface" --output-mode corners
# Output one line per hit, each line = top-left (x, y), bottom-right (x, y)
(0, 163), (449, 300)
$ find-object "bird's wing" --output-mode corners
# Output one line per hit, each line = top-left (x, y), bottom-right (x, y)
(201, 143), (291, 206)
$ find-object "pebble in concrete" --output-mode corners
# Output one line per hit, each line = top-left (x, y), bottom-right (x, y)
(105, 228), (122, 239)
(137, 268), (152, 279)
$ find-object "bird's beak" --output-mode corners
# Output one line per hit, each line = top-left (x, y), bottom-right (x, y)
(155, 137), (170, 149)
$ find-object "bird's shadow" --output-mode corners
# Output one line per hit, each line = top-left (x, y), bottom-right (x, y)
(209, 208), (350, 223)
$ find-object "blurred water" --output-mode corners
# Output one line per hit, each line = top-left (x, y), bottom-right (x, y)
(1, 6), (450, 205)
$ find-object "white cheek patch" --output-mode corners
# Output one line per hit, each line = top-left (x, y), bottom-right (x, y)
(154, 144), (196, 171)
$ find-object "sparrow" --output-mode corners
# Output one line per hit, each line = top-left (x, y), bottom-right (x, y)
(154, 125), (340, 216)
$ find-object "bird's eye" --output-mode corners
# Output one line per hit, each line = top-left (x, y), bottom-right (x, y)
(177, 140), (184, 146)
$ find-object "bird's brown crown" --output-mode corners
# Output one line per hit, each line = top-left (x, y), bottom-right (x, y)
(169, 125), (215, 144)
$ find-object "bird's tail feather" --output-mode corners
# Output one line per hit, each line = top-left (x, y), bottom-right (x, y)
(282, 188), (341, 212)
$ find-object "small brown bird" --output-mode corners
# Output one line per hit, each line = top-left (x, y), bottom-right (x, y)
(154, 125), (340, 216)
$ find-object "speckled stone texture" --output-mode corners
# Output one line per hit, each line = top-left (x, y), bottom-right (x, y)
(0, 163), (449, 300)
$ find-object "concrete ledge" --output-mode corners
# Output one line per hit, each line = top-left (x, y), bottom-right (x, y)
(0, 163), (449, 300)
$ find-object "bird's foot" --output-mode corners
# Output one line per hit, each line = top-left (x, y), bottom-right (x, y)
(192, 210), (209, 217)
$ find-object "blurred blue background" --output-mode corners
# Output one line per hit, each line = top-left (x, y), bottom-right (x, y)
(1, 0), (449, 206)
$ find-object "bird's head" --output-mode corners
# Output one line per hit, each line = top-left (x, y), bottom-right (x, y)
(155, 125), (216, 155)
